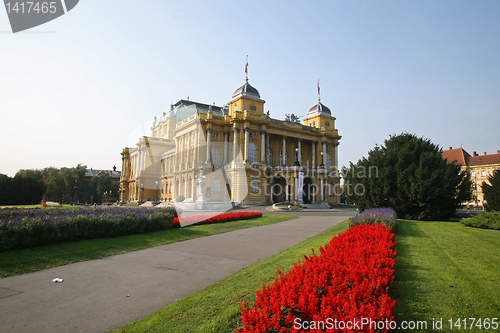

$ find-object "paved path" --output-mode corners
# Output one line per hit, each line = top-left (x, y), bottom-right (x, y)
(0, 210), (354, 333)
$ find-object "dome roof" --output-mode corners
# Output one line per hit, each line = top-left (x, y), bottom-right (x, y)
(307, 101), (331, 116)
(232, 79), (261, 100)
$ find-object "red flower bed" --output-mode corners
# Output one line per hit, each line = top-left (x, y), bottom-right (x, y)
(236, 224), (396, 333)
(172, 211), (262, 228)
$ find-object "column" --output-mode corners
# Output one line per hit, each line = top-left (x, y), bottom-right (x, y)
(334, 142), (339, 170)
(297, 139), (302, 165)
(312, 141), (316, 168)
(233, 127), (239, 162)
(260, 130), (266, 163)
(282, 136), (287, 166)
(320, 178), (324, 202)
(121, 157), (126, 179)
(266, 133), (270, 165)
(223, 131), (229, 164)
(179, 137), (184, 167)
(138, 150), (142, 173)
(194, 125), (199, 167)
(206, 128), (212, 163)
(191, 177), (196, 200)
(244, 127), (250, 162)
(322, 141), (327, 168)
(294, 176), (298, 202)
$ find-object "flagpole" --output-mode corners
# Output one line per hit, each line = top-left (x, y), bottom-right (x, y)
(245, 55), (249, 81)
(317, 79), (321, 102)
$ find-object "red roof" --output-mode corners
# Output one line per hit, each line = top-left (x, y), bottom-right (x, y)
(469, 153), (500, 166)
(442, 148), (470, 166)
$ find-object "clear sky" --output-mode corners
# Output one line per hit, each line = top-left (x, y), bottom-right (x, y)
(1, 0), (499, 177)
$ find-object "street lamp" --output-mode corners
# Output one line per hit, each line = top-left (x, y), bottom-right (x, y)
(294, 147), (300, 166)
(140, 183), (144, 202)
(320, 151), (324, 168)
(73, 179), (78, 205)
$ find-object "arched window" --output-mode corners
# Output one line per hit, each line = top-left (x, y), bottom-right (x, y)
(326, 153), (331, 170)
(214, 177), (221, 192)
(248, 142), (257, 163)
(212, 147), (221, 166)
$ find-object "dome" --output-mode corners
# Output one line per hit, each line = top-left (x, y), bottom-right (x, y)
(232, 79), (261, 100)
(307, 101), (331, 116)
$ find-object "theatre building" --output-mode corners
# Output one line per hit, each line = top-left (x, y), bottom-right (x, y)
(119, 77), (342, 206)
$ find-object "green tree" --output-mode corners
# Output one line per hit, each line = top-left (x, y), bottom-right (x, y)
(60, 165), (90, 204)
(44, 168), (65, 202)
(342, 133), (471, 220)
(12, 169), (46, 204)
(482, 168), (500, 211)
(0, 174), (14, 205)
(96, 172), (119, 203)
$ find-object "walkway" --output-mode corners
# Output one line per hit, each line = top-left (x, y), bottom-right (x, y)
(0, 210), (354, 333)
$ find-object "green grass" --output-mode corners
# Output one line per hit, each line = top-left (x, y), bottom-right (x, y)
(0, 215), (295, 278)
(0, 204), (45, 208)
(110, 220), (351, 333)
(0, 204), (75, 209)
(391, 220), (500, 332)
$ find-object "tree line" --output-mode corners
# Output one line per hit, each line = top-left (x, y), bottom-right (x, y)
(0, 164), (119, 206)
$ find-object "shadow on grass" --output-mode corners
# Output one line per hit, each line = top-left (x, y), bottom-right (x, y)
(391, 221), (441, 332)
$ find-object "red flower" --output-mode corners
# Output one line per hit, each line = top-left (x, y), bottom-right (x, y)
(236, 224), (397, 333)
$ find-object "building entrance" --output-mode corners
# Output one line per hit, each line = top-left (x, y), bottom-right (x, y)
(271, 176), (287, 203)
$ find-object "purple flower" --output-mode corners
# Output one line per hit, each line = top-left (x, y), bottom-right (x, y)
(350, 207), (397, 227)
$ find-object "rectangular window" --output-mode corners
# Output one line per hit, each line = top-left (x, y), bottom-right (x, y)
(250, 105), (257, 111)
(214, 133), (219, 140)
(482, 170), (487, 177)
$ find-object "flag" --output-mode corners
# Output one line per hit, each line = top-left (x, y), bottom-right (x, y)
(317, 79), (320, 96)
(244, 55), (248, 74)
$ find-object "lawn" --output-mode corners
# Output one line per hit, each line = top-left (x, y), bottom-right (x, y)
(0, 214), (295, 278)
(391, 220), (500, 332)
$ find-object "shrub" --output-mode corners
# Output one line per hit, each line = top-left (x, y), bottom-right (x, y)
(350, 207), (397, 228)
(0, 207), (175, 251)
(236, 224), (397, 333)
(461, 211), (500, 230)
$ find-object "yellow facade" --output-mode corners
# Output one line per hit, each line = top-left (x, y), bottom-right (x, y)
(443, 147), (500, 208)
(119, 78), (342, 206)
